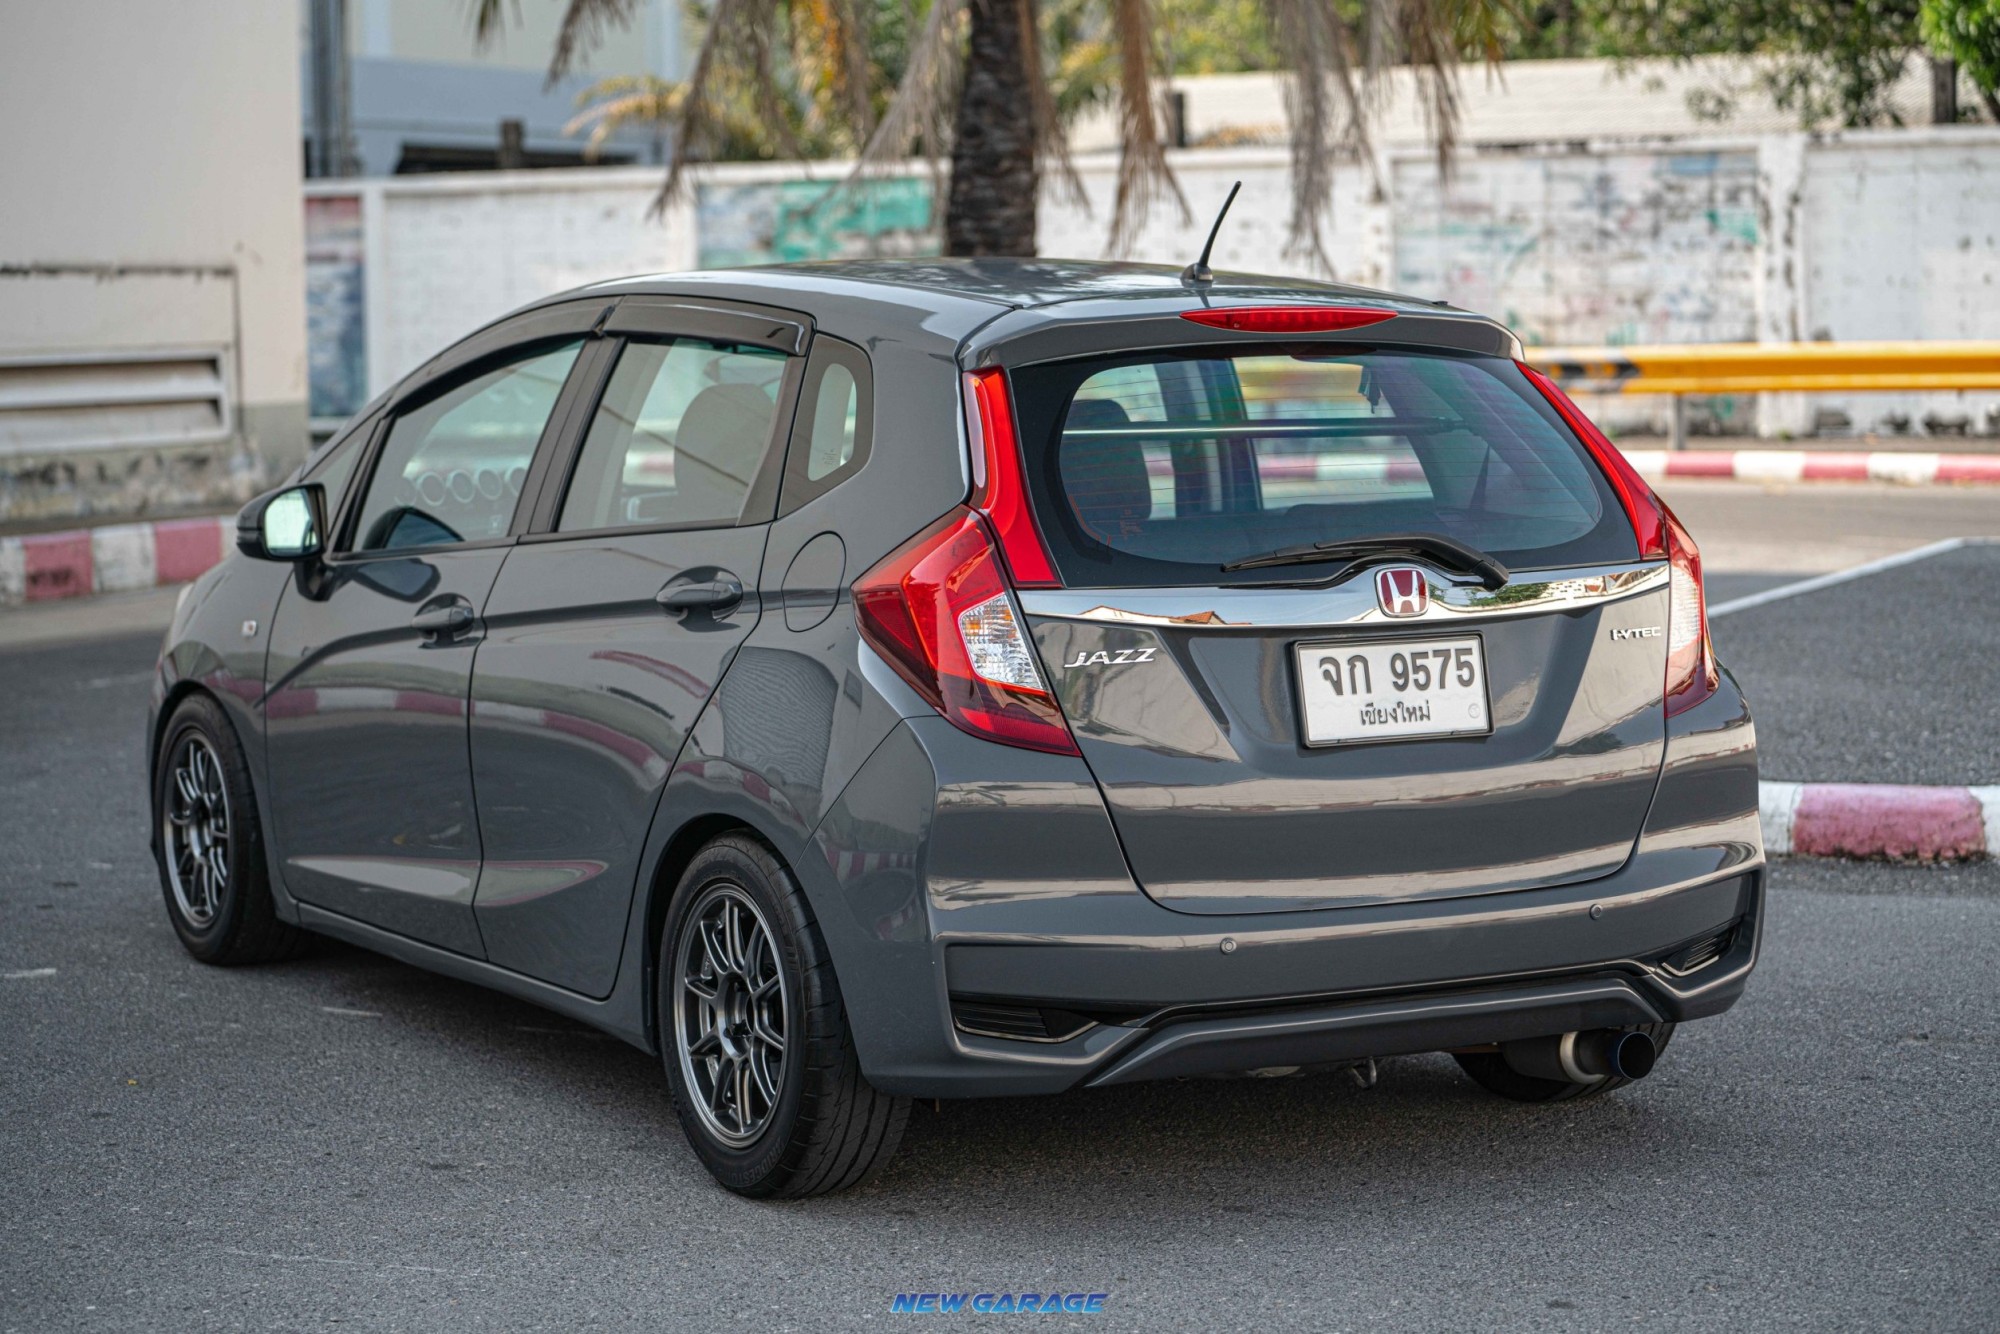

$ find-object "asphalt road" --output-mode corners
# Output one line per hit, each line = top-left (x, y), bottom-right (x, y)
(3, 607), (1997, 1330)
(1711, 542), (2000, 785)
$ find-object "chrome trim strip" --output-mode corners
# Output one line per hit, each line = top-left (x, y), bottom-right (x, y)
(1019, 561), (1668, 629)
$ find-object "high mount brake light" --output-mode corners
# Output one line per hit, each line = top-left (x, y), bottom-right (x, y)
(1519, 362), (1716, 716)
(852, 509), (1079, 755)
(963, 368), (1059, 587)
(1180, 306), (1398, 334)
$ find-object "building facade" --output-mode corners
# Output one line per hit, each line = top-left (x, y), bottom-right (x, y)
(0, 0), (309, 529)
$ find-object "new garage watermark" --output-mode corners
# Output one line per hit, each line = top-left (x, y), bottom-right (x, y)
(891, 1293), (1110, 1314)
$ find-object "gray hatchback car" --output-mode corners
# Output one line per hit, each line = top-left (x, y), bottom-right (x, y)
(150, 260), (1763, 1197)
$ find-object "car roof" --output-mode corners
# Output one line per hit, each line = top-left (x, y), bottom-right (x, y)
(581, 257), (1451, 318)
(526, 258), (1516, 366)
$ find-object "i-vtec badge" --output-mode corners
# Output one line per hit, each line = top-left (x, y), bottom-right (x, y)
(1062, 646), (1160, 669)
(1610, 625), (1663, 640)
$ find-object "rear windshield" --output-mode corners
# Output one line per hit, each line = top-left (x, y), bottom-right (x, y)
(1009, 347), (1637, 587)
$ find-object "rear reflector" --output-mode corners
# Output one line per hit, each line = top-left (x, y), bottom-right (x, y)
(853, 508), (1079, 755)
(1181, 306), (1398, 334)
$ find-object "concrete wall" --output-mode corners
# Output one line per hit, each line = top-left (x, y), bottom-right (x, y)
(305, 127), (2000, 440)
(0, 0), (308, 527)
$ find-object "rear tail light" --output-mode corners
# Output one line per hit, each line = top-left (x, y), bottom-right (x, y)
(963, 368), (1059, 587)
(853, 508), (1079, 755)
(1519, 363), (1717, 716)
(1662, 506), (1718, 715)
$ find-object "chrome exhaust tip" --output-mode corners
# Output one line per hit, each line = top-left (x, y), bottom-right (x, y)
(1502, 1029), (1658, 1084)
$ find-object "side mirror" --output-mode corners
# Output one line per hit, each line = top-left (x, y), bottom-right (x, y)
(237, 484), (328, 561)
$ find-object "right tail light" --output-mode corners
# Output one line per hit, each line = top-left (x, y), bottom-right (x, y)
(1519, 363), (1718, 717)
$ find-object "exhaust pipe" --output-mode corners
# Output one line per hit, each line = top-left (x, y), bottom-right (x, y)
(1502, 1029), (1657, 1084)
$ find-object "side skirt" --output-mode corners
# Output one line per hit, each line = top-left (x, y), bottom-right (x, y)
(295, 903), (655, 1055)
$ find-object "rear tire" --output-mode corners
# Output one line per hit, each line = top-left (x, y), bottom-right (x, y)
(1453, 1023), (1676, 1103)
(151, 693), (304, 965)
(659, 833), (909, 1197)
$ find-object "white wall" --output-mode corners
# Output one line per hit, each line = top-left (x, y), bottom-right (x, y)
(308, 128), (2000, 440)
(0, 0), (308, 522)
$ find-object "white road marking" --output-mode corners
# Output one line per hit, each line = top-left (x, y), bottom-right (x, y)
(1709, 537), (1998, 619)
(320, 1006), (382, 1017)
(3, 968), (57, 980)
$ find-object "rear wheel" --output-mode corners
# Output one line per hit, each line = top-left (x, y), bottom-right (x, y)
(659, 833), (909, 1197)
(1453, 1023), (1676, 1103)
(152, 694), (303, 965)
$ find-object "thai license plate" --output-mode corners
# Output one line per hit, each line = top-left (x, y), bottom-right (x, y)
(1294, 635), (1492, 746)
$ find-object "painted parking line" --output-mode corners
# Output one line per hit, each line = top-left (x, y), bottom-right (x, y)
(1708, 537), (1999, 618)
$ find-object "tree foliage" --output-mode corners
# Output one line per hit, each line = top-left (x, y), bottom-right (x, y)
(474, 0), (1500, 260)
(1922, 0), (2000, 115)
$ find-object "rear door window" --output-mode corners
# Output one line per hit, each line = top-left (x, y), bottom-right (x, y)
(1010, 349), (1634, 587)
(557, 338), (790, 532)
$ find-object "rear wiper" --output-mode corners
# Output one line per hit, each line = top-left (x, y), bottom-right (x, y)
(1220, 532), (1510, 589)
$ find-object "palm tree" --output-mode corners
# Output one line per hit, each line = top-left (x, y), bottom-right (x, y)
(474, 0), (1502, 264)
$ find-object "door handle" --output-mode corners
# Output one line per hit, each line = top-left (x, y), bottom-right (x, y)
(656, 576), (744, 616)
(411, 603), (475, 638)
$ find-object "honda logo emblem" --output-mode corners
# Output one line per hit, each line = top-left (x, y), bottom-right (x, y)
(1375, 567), (1429, 618)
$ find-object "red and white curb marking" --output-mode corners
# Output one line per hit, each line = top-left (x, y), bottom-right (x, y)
(1762, 781), (2000, 862)
(1624, 449), (2000, 485)
(0, 515), (231, 607)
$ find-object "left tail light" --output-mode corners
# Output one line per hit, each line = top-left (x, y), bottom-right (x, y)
(852, 508), (1079, 755)
(1519, 362), (1717, 717)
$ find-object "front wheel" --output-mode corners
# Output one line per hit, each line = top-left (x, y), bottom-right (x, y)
(1453, 1024), (1676, 1103)
(659, 834), (909, 1197)
(151, 693), (303, 965)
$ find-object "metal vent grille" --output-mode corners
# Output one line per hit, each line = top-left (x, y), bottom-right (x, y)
(951, 999), (1098, 1044)
(1662, 923), (1737, 977)
(0, 349), (231, 456)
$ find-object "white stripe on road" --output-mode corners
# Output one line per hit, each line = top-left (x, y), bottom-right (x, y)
(1758, 781), (1805, 857)
(1708, 537), (1998, 619)
(3, 967), (58, 980)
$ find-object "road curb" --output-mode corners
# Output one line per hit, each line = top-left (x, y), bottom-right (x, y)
(1625, 448), (2000, 485)
(1762, 781), (2000, 862)
(0, 516), (231, 606)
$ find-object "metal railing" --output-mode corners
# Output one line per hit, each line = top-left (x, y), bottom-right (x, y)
(1524, 342), (2000, 449)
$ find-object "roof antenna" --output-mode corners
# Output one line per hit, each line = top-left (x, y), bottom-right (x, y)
(1180, 180), (1242, 289)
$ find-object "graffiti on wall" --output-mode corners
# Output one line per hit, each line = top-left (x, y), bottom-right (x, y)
(1394, 150), (1761, 349)
(696, 177), (937, 269)
(305, 194), (367, 421)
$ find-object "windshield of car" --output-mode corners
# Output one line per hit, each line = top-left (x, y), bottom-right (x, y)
(1008, 347), (1636, 588)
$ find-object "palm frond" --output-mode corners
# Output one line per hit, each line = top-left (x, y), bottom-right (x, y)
(1019, 0), (1086, 209)
(1104, 0), (1188, 254)
(547, 0), (643, 88)
(855, 0), (970, 170)
(470, 0), (520, 48)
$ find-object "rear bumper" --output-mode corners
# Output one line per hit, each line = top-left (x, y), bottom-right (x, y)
(803, 668), (1763, 1099)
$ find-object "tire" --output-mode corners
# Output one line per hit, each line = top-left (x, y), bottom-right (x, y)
(151, 693), (303, 965)
(658, 833), (909, 1198)
(1453, 1023), (1677, 1103)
